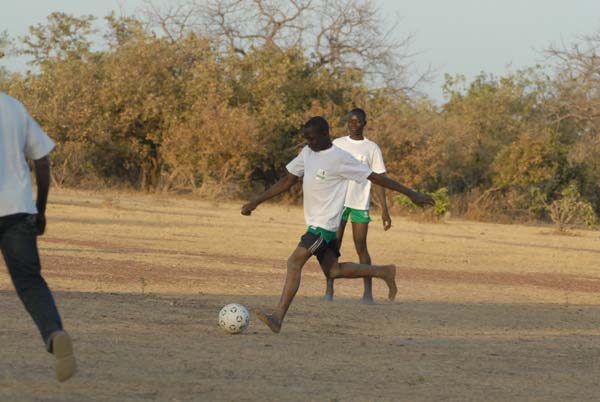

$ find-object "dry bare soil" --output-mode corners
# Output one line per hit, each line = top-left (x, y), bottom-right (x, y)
(1, 189), (599, 402)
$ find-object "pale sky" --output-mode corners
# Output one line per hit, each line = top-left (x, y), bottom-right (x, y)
(1, 0), (599, 102)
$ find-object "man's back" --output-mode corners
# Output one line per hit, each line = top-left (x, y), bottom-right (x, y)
(0, 92), (54, 217)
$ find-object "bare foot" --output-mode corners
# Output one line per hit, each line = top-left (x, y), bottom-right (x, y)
(255, 309), (281, 333)
(382, 265), (397, 301)
(322, 293), (334, 302)
(360, 296), (375, 305)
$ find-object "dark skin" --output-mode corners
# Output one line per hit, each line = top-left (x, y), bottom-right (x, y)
(324, 111), (391, 304)
(33, 156), (51, 236)
(242, 125), (434, 333)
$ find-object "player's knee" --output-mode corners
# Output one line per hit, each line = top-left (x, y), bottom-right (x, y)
(319, 263), (331, 278)
(328, 264), (341, 278)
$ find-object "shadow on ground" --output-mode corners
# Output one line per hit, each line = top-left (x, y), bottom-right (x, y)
(1, 290), (599, 402)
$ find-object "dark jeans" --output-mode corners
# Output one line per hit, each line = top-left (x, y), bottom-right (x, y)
(0, 213), (63, 351)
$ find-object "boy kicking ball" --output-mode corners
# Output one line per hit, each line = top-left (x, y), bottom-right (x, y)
(241, 116), (434, 333)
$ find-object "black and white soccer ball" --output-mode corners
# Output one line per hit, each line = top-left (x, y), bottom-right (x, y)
(218, 303), (250, 334)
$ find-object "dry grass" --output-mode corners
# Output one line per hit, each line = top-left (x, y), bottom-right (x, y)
(1, 188), (599, 401)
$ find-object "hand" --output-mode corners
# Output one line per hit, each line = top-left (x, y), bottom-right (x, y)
(410, 191), (435, 208)
(36, 214), (46, 236)
(381, 211), (392, 231)
(241, 201), (258, 216)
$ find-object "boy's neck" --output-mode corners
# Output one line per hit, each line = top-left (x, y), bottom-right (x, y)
(316, 141), (333, 152)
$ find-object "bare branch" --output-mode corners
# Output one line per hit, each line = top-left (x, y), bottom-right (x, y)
(544, 31), (600, 132)
(141, 0), (427, 90)
(142, 0), (204, 43)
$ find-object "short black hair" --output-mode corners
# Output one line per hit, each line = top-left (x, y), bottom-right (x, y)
(349, 108), (367, 122)
(303, 116), (329, 134)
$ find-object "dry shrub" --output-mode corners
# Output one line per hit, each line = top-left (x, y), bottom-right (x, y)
(548, 184), (598, 233)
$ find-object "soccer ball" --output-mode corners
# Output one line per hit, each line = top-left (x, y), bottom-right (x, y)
(218, 303), (250, 334)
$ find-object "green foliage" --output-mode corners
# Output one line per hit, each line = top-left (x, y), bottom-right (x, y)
(548, 183), (598, 232)
(19, 12), (96, 65)
(393, 187), (451, 222)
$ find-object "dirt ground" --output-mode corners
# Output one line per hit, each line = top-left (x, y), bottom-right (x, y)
(1, 189), (599, 402)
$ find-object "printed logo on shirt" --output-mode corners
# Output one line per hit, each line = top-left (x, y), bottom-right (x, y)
(315, 169), (327, 181)
(357, 154), (368, 164)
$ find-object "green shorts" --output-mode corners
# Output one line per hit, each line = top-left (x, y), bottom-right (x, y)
(341, 207), (371, 223)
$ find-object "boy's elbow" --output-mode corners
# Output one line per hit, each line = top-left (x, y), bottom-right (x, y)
(368, 172), (380, 184)
(282, 174), (298, 189)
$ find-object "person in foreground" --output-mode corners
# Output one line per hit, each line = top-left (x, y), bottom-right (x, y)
(325, 108), (391, 303)
(0, 92), (76, 382)
(241, 116), (434, 333)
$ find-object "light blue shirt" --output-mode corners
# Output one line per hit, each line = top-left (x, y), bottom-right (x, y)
(0, 93), (55, 216)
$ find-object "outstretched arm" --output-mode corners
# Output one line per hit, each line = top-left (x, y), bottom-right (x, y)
(33, 156), (51, 235)
(368, 172), (434, 208)
(241, 173), (299, 215)
(373, 183), (392, 230)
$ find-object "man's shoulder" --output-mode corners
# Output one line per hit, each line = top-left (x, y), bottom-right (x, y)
(362, 137), (381, 148)
(296, 145), (311, 156)
(332, 144), (360, 163)
(0, 93), (28, 131)
(332, 136), (349, 145)
(332, 143), (352, 155)
(0, 92), (23, 111)
(288, 145), (310, 164)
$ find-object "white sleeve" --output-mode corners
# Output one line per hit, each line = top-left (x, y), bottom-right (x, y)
(340, 153), (372, 183)
(370, 144), (386, 174)
(286, 147), (306, 177)
(24, 112), (55, 160)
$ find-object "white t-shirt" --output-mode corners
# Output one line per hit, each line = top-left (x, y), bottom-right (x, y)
(286, 145), (373, 232)
(0, 93), (55, 217)
(333, 136), (386, 210)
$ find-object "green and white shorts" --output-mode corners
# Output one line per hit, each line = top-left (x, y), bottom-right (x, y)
(341, 207), (371, 223)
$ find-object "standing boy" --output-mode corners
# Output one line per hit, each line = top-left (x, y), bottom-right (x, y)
(241, 116), (434, 333)
(324, 108), (390, 303)
(0, 92), (76, 382)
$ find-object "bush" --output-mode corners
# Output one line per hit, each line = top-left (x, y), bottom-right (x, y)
(393, 187), (450, 222)
(548, 183), (598, 232)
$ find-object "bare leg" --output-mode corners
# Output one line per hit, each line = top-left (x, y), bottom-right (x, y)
(320, 248), (397, 301)
(256, 246), (312, 333)
(352, 222), (374, 304)
(324, 219), (348, 301)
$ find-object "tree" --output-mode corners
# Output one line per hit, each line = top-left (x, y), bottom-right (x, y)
(19, 12), (96, 66)
(437, 71), (550, 194)
(545, 32), (600, 135)
(0, 31), (11, 87)
(142, 0), (426, 90)
(544, 32), (600, 211)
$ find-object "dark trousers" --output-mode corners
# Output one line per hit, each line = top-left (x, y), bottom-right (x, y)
(0, 213), (63, 351)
